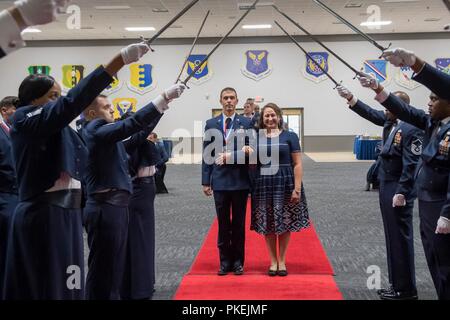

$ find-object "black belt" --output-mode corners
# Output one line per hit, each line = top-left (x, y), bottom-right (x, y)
(35, 189), (82, 209)
(92, 190), (130, 207)
(133, 176), (155, 185)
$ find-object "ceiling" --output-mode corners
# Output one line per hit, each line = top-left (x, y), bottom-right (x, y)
(1, 0), (449, 40)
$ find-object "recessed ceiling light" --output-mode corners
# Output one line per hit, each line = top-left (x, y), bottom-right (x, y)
(242, 24), (272, 29)
(125, 27), (156, 32)
(21, 28), (42, 34)
(152, 8), (169, 13)
(95, 6), (131, 10)
(360, 21), (392, 27)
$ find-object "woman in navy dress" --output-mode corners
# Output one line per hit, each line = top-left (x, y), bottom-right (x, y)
(247, 103), (310, 276)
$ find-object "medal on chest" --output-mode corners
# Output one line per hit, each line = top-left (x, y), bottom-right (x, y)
(438, 131), (450, 157)
(393, 129), (402, 146)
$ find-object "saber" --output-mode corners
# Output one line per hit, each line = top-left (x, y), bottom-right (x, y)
(175, 10), (210, 84)
(141, 0), (201, 50)
(313, 0), (391, 53)
(182, 0), (260, 85)
(274, 21), (341, 88)
(272, 5), (363, 78)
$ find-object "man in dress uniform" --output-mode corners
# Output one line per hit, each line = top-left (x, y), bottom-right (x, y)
(0, 96), (18, 299)
(81, 84), (184, 300)
(358, 70), (450, 300)
(382, 48), (450, 100)
(0, 0), (69, 60)
(202, 87), (254, 276)
(337, 85), (423, 300)
(148, 133), (170, 194)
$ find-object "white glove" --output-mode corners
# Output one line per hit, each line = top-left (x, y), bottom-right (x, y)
(163, 84), (186, 101)
(436, 217), (450, 234)
(392, 194), (406, 207)
(357, 71), (379, 90)
(336, 85), (353, 101)
(120, 42), (150, 65)
(382, 48), (416, 67)
(14, 0), (67, 27)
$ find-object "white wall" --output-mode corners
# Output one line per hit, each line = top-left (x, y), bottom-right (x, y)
(0, 38), (447, 138)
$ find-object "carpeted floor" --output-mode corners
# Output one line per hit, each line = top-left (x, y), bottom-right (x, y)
(84, 155), (437, 300)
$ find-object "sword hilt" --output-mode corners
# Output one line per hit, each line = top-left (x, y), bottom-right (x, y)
(140, 36), (155, 52)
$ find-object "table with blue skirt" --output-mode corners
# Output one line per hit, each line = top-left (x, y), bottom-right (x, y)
(353, 136), (382, 160)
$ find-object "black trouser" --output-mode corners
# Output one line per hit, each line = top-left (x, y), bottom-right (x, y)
(213, 190), (248, 270)
(378, 181), (416, 292)
(84, 191), (129, 300)
(419, 200), (450, 300)
(121, 177), (156, 300)
(155, 164), (168, 193)
(3, 196), (84, 300)
(0, 192), (18, 299)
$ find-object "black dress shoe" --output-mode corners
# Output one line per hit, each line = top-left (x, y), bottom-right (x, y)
(380, 289), (418, 300)
(277, 269), (288, 277)
(268, 268), (277, 277)
(233, 265), (244, 275)
(217, 266), (229, 276)
(377, 286), (393, 295)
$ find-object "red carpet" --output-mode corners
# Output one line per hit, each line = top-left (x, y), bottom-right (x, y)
(174, 200), (342, 300)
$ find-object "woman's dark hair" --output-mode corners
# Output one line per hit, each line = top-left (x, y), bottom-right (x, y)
(258, 103), (284, 130)
(18, 74), (56, 107)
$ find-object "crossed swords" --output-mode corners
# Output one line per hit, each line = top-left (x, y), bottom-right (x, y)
(136, 0), (392, 88)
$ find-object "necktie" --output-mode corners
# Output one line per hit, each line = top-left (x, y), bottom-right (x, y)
(0, 121), (10, 136)
(383, 121), (397, 144)
(225, 117), (232, 136)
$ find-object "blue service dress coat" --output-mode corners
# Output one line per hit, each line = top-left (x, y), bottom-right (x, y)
(3, 66), (113, 300)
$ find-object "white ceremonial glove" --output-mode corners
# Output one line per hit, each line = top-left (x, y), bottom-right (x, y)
(357, 71), (379, 90)
(120, 42), (151, 65)
(336, 85), (354, 101)
(392, 194), (406, 207)
(435, 217), (450, 234)
(14, 0), (62, 27)
(163, 84), (186, 101)
(382, 48), (417, 67)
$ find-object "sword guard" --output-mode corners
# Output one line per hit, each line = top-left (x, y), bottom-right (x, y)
(140, 36), (155, 52)
(379, 42), (392, 58)
(333, 81), (343, 90)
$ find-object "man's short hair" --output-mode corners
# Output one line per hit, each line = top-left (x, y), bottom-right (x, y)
(150, 132), (158, 139)
(0, 96), (19, 109)
(393, 91), (410, 104)
(220, 87), (237, 99)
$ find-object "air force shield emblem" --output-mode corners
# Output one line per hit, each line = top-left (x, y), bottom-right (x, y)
(363, 60), (390, 86)
(112, 98), (137, 120)
(62, 65), (85, 92)
(127, 63), (156, 95)
(435, 58), (450, 75)
(241, 50), (272, 81)
(395, 66), (421, 90)
(185, 54), (212, 85)
(302, 52), (330, 83)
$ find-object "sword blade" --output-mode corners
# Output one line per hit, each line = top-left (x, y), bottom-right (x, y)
(272, 5), (363, 77)
(313, 0), (388, 52)
(175, 10), (210, 84)
(143, 0), (201, 45)
(274, 21), (340, 87)
(182, 0), (260, 85)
